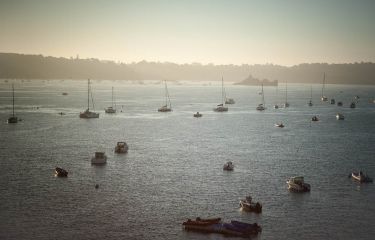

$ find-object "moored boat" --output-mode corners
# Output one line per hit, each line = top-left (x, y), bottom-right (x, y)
(337, 101), (343, 106)
(351, 171), (373, 183)
(239, 196), (262, 213)
(350, 102), (356, 108)
(223, 161), (234, 171)
(312, 116), (319, 121)
(80, 79), (99, 118)
(275, 123), (284, 128)
(115, 142), (128, 153)
(193, 112), (202, 118)
(91, 152), (107, 165)
(336, 113), (344, 120)
(287, 176), (311, 192)
(55, 167), (68, 177)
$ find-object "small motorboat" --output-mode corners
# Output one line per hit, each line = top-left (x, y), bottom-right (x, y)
(350, 102), (356, 108)
(287, 176), (311, 192)
(351, 171), (373, 183)
(193, 112), (202, 118)
(337, 101), (343, 106)
(336, 113), (344, 120)
(275, 123), (284, 128)
(274, 104), (279, 109)
(256, 104), (265, 111)
(239, 196), (262, 213)
(223, 161), (234, 171)
(91, 152), (107, 165)
(311, 116), (319, 122)
(55, 167), (68, 177)
(330, 98), (335, 104)
(115, 142), (129, 153)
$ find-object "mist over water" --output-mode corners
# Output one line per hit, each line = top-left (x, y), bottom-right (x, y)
(0, 80), (374, 240)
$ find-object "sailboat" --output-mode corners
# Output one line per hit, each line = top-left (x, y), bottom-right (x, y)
(283, 80), (289, 108)
(274, 85), (279, 109)
(321, 73), (328, 102)
(213, 77), (228, 112)
(158, 80), (172, 112)
(105, 86), (116, 113)
(79, 79), (99, 118)
(308, 85), (313, 106)
(7, 84), (18, 124)
(256, 83), (266, 111)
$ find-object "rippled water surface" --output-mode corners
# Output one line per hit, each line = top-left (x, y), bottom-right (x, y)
(0, 80), (374, 240)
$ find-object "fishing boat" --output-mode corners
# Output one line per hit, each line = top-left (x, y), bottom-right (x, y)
(286, 176), (311, 192)
(115, 142), (128, 153)
(336, 113), (344, 120)
(256, 83), (266, 111)
(79, 79), (99, 118)
(105, 86), (116, 113)
(193, 112), (202, 118)
(7, 84), (18, 124)
(351, 171), (373, 183)
(350, 102), (356, 108)
(223, 161), (234, 171)
(321, 73), (328, 102)
(158, 80), (172, 112)
(213, 77), (228, 112)
(55, 167), (68, 177)
(308, 85), (313, 106)
(312, 116), (319, 121)
(91, 152), (107, 165)
(239, 196), (262, 213)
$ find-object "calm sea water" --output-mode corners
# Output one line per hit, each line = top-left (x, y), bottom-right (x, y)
(0, 80), (374, 240)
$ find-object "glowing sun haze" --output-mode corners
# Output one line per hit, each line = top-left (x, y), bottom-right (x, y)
(1, 0), (374, 66)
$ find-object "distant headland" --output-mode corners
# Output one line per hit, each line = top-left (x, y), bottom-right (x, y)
(234, 74), (278, 86)
(1, 53), (375, 85)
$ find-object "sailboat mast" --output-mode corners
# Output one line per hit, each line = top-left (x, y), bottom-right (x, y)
(111, 86), (114, 108)
(164, 80), (168, 107)
(322, 73), (326, 97)
(285, 80), (288, 103)
(222, 76), (224, 105)
(87, 79), (90, 110)
(262, 83), (265, 105)
(310, 85), (312, 100)
(12, 83), (15, 117)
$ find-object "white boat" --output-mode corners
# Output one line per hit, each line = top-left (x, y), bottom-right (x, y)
(283, 80), (290, 108)
(351, 171), (373, 183)
(7, 84), (18, 124)
(193, 112), (202, 118)
(308, 85), (313, 106)
(79, 79), (99, 118)
(350, 102), (356, 108)
(115, 142), (128, 153)
(105, 86), (116, 113)
(91, 152), (107, 165)
(321, 73), (328, 102)
(213, 77), (228, 112)
(223, 161), (234, 171)
(158, 80), (172, 112)
(286, 176), (311, 192)
(256, 83), (266, 111)
(336, 113), (344, 120)
(239, 196), (262, 213)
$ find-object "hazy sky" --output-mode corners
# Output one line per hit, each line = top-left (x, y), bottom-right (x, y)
(1, 0), (374, 66)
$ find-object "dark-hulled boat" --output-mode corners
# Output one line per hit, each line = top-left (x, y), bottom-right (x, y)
(55, 167), (68, 177)
(239, 196), (262, 213)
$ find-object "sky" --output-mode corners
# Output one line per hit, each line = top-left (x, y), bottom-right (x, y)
(0, 0), (374, 66)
